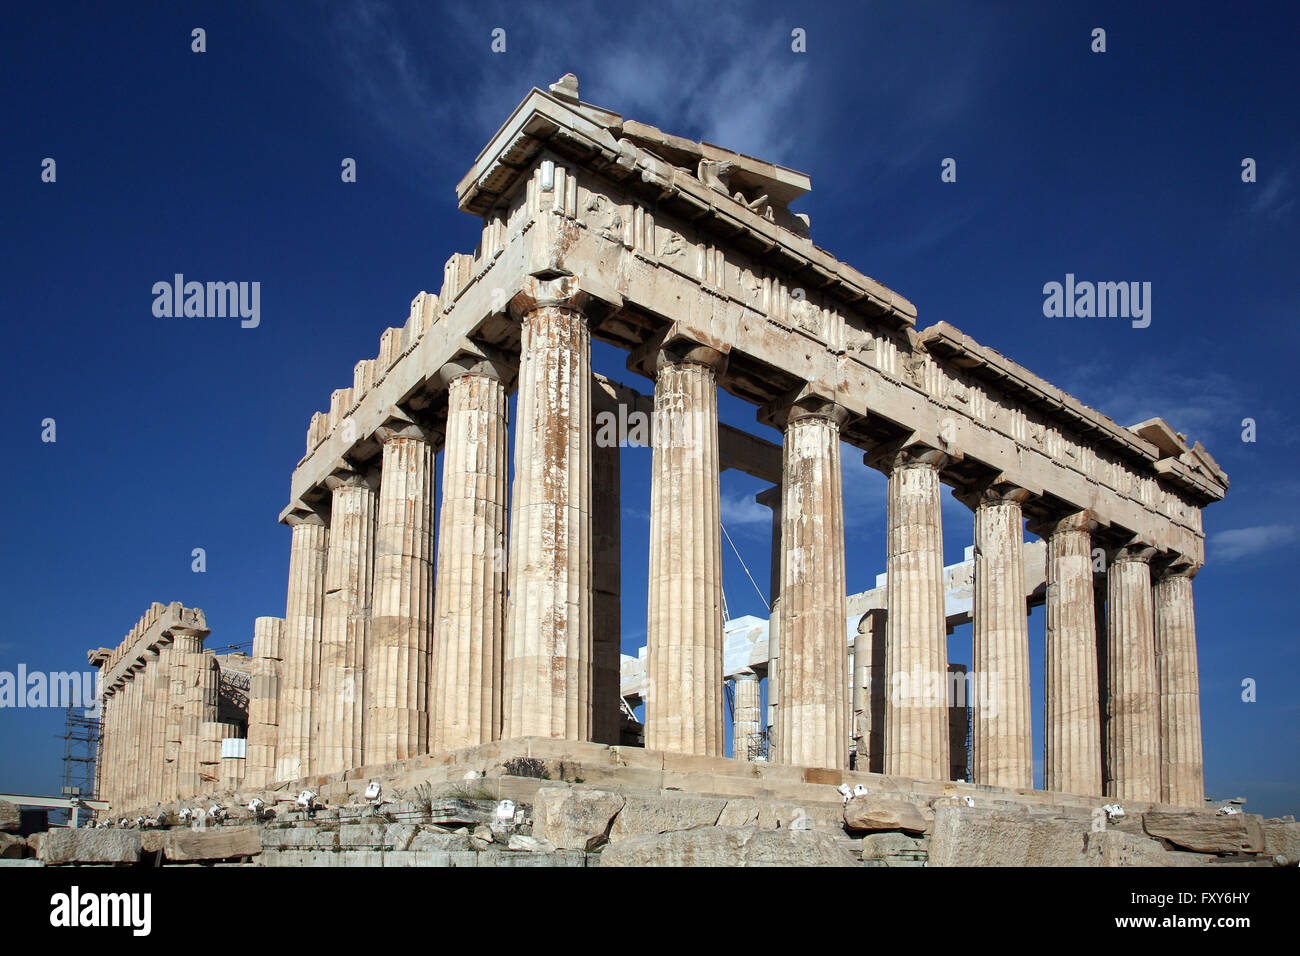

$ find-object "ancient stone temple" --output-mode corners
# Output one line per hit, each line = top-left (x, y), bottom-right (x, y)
(86, 76), (1235, 861)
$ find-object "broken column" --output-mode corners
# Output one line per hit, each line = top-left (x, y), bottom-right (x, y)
(874, 444), (952, 781)
(855, 608), (887, 773)
(1037, 511), (1103, 796)
(430, 354), (510, 751)
(1105, 544), (1160, 802)
(1154, 564), (1205, 807)
(277, 510), (328, 781)
(970, 481), (1032, 789)
(365, 423), (435, 763)
(770, 395), (848, 770)
(732, 669), (762, 760)
(246, 616), (284, 789)
(317, 467), (376, 774)
(503, 276), (595, 740)
(643, 343), (727, 757)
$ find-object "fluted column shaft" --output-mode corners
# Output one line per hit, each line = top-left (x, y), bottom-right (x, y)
(119, 671), (138, 810)
(149, 644), (173, 806)
(246, 617), (284, 789)
(855, 608), (887, 773)
(1106, 546), (1160, 801)
(175, 630), (213, 800)
(1041, 513), (1103, 795)
(971, 484), (1032, 789)
(733, 670), (762, 760)
(504, 278), (593, 740)
(366, 430), (435, 763)
(645, 351), (726, 756)
(774, 402), (848, 770)
(318, 470), (376, 774)
(880, 446), (951, 780)
(1154, 568), (1204, 806)
(277, 513), (328, 781)
(431, 367), (509, 751)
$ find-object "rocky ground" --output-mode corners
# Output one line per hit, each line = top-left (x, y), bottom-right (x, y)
(2, 787), (1295, 867)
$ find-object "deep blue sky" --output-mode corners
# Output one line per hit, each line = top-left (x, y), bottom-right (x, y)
(2, 1), (1296, 815)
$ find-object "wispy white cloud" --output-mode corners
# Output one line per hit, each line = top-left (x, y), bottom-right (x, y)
(1209, 525), (1298, 562)
(291, 0), (816, 184)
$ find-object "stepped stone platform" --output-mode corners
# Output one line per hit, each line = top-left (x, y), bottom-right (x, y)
(13, 742), (1299, 866)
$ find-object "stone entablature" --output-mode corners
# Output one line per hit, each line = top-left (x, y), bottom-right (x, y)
(89, 602), (208, 692)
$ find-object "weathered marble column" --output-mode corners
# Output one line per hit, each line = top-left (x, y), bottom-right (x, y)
(970, 482), (1033, 789)
(1154, 564), (1204, 806)
(1106, 544), (1160, 802)
(503, 277), (594, 740)
(591, 379), (623, 746)
(246, 617), (284, 789)
(176, 630), (215, 799)
(99, 686), (117, 807)
(123, 666), (142, 809)
(733, 669), (762, 760)
(148, 642), (173, 806)
(430, 356), (510, 751)
(771, 397), (848, 770)
(644, 344), (727, 756)
(755, 485), (782, 750)
(317, 468), (377, 774)
(365, 423), (435, 763)
(856, 608), (887, 773)
(873, 444), (952, 781)
(1037, 512), (1103, 796)
(141, 647), (164, 805)
(277, 511), (328, 781)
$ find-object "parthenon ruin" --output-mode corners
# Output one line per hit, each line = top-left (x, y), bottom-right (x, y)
(89, 74), (1229, 834)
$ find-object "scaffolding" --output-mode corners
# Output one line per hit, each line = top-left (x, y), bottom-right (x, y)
(59, 703), (100, 803)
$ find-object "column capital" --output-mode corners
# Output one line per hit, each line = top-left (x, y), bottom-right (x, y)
(864, 438), (954, 476)
(324, 465), (378, 493)
(627, 326), (728, 379)
(956, 477), (1033, 511)
(1026, 509), (1099, 539)
(1152, 553), (1201, 580)
(284, 507), (327, 529)
(757, 384), (847, 430)
(508, 273), (622, 320)
(437, 340), (515, 388)
(1111, 541), (1158, 565)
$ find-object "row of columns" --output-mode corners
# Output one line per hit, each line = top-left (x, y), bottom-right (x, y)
(95, 623), (216, 812)
(258, 273), (1202, 808)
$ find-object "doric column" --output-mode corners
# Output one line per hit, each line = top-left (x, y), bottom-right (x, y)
(138, 648), (160, 806)
(1154, 564), (1204, 806)
(969, 481), (1033, 789)
(99, 686), (116, 808)
(769, 395), (848, 770)
(642, 342), (727, 756)
(365, 422), (435, 763)
(855, 608), (887, 773)
(148, 642), (173, 806)
(503, 276), (595, 740)
(591, 379), (623, 746)
(1105, 544), (1160, 802)
(755, 485), (782, 750)
(1036, 511), (1103, 796)
(176, 629), (215, 799)
(246, 617), (284, 789)
(733, 669), (762, 760)
(872, 443), (952, 781)
(317, 467), (377, 774)
(277, 510), (328, 781)
(1094, 574), (1109, 793)
(122, 666), (141, 809)
(430, 355), (510, 751)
